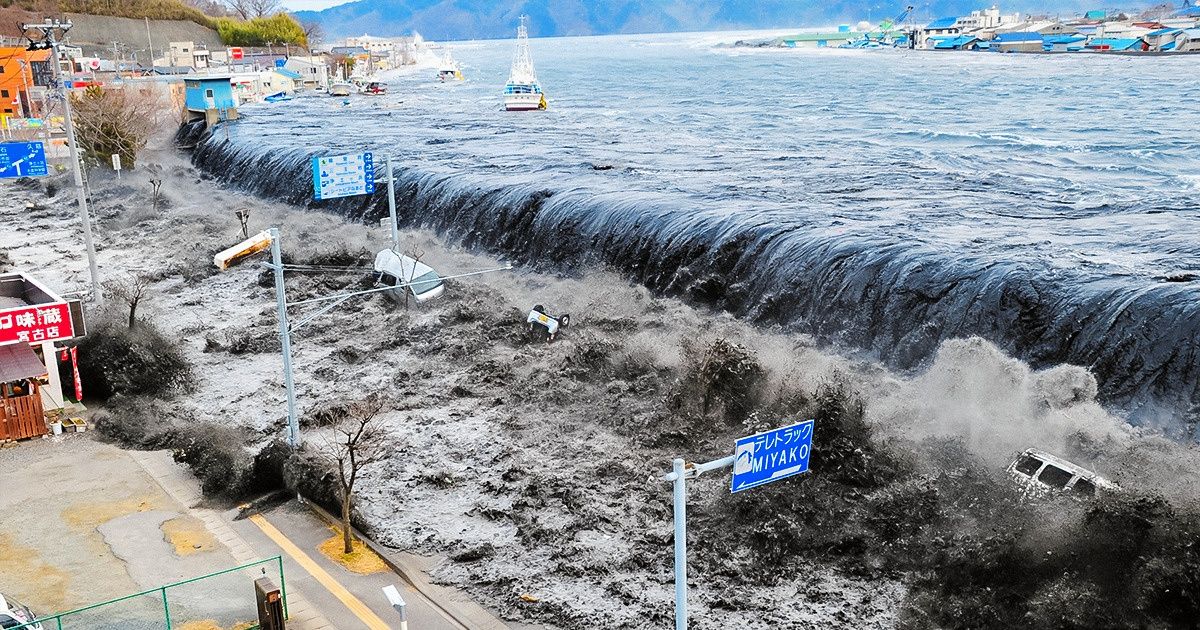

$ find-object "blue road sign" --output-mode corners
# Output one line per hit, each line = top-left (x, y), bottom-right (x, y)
(731, 419), (813, 493)
(0, 141), (48, 178)
(311, 152), (375, 201)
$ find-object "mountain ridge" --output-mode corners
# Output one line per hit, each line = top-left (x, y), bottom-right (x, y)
(295, 0), (1132, 41)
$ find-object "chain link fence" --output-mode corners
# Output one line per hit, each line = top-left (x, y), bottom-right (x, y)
(13, 556), (286, 630)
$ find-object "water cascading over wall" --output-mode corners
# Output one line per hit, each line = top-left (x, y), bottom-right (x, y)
(181, 124), (1200, 439)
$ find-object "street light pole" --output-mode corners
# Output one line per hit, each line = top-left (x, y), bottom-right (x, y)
(268, 227), (300, 447)
(24, 19), (102, 302)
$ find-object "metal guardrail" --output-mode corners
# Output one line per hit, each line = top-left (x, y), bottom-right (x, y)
(13, 555), (287, 630)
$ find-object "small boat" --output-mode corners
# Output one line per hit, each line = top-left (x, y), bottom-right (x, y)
(503, 16), (546, 111)
(437, 50), (464, 82)
(264, 91), (292, 103)
(364, 81), (387, 95)
(329, 82), (353, 97)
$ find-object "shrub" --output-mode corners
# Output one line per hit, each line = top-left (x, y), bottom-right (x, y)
(70, 86), (162, 169)
(74, 311), (192, 401)
(214, 13), (307, 47)
(668, 337), (765, 425)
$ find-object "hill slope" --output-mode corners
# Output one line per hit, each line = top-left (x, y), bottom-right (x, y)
(296, 0), (1112, 40)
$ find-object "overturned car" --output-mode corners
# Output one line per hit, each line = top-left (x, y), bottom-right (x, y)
(1007, 448), (1118, 498)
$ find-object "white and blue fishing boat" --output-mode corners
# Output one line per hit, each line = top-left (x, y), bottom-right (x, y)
(503, 16), (546, 111)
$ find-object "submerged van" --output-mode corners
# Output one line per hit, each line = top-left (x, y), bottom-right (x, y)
(373, 249), (445, 303)
(1007, 448), (1118, 498)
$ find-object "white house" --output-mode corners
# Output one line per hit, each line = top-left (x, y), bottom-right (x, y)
(283, 56), (330, 89)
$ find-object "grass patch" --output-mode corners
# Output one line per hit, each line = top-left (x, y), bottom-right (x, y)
(317, 527), (388, 575)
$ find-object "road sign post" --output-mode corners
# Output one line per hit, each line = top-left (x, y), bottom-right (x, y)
(0, 141), (49, 178)
(657, 418), (814, 630)
(311, 152), (374, 201)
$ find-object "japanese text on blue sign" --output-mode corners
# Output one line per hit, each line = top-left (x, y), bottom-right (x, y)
(311, 152), (375, 201)
(731, 419), (813, 493)
(0, 141), (48, 178)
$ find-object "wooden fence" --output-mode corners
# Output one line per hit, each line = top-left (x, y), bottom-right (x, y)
(0, 390), (47, 441)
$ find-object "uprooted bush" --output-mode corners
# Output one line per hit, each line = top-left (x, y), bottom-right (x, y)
(74, 310), (192, 401)
(667, 337), (766, 426)
(92, 395), (272, 499)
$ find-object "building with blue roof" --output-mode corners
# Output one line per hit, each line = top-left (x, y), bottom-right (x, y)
(184, 76), (238, 127)
(919, 16), (961, 48)
(932, 35), (982, 50)
(1043, 34), (1087, 51)
(1085, 37), (1149, 51)
(991, 31), (1044, 52)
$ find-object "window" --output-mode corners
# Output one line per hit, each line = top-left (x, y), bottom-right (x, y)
(1014, 455), (1042, 477)
(379, 272), (398, 287)
(1038, 465), (1075, 489)
(409, 270), (443, 295)
(205, 89), (214, 98)
(1071, 479), (1097, 497)
(1, 90), (8, 98)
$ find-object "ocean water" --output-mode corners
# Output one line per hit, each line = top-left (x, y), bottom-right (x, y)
(187, 32), (1200, 433)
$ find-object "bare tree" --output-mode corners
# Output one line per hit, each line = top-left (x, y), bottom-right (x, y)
(222, 0), (282, 19)
(70, 86), (163, 169)
(104, 272), (152, 329)
(147, 164), (164, 211)
(301, 19), (325, 50)
(320, 395), (389, 554)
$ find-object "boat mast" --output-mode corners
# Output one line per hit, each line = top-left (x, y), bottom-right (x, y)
(509, 15), (537, 83)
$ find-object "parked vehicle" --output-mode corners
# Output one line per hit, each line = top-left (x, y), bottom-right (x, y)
(374, 249), (445, 303)
(1007, 448), (1118, 498)
(0, 593), (43, 630)
(527, 304), (569, 342)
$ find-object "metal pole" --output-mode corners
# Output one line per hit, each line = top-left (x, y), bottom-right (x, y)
(34, 21), (102, 303)
(672, 457), (687, 630)
(386, 155), (399, 252)
(161, 586), (171, 629)
(145, 17), (154, 66)
(269, 228), (300, 447)
(277, 555), (289, 619)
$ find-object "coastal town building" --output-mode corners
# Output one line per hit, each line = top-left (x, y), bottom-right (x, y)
(0, 272), (85, 442)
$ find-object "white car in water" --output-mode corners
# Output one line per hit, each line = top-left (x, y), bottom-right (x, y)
(0, 593), (43, 630)
(374, 249), (445, 303)
(1008, 448), (1118, 498)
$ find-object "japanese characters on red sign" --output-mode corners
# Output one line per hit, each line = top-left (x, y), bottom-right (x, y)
(0, 302), (74, 345)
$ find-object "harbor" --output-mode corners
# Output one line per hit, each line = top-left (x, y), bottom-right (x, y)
(740, 2), (1200, 53)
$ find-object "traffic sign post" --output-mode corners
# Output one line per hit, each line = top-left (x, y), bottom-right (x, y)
(311, 152), (375, 201)
(0, 141), (48, 178)
(657, 418), (815, 630)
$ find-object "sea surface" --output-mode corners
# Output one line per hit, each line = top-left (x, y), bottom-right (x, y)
(188, 32), (1200, 434)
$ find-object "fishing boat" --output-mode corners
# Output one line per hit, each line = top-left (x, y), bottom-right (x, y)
(503, 16), (546, 111)
(437, 50), (464, 82)
(364, 81), (387, 95)
(329, 82), (353, 97)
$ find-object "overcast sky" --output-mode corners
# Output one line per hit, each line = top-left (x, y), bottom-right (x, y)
(280, 0), (348, 10)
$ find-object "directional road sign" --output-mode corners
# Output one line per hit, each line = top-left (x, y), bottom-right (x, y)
(731, 419), (813, 493)
(311, 152), (375, 201)
(0, 141), (48, 178)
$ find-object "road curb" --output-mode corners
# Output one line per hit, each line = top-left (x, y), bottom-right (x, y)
(299, 497), (510, 630)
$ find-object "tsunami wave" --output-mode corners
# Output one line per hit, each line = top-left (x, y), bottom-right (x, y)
(180, 121), (1200, 438)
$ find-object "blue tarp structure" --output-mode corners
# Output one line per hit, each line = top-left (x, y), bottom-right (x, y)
(1043, 35), (1087, 44)
(273, 68), (302, 80)
(926, 16), (959, 29)
(994, 32), (1043, 42)
(1087, 38), (1146, 50)
(933, 35), (979, 49)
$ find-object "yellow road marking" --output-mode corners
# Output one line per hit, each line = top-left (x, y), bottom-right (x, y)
(249, 514), (390, 630)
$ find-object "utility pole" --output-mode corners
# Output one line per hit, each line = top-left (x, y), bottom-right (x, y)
(145, 17), (154, 67)
(23, 19), (102, 302)
(268, 227), (300, 447)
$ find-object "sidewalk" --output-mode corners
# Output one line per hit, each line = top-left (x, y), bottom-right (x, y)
(130, 450), (338, 630)
(131, 449), (518, 630)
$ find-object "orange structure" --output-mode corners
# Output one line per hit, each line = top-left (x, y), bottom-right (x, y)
(0, 47), (53, 117)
